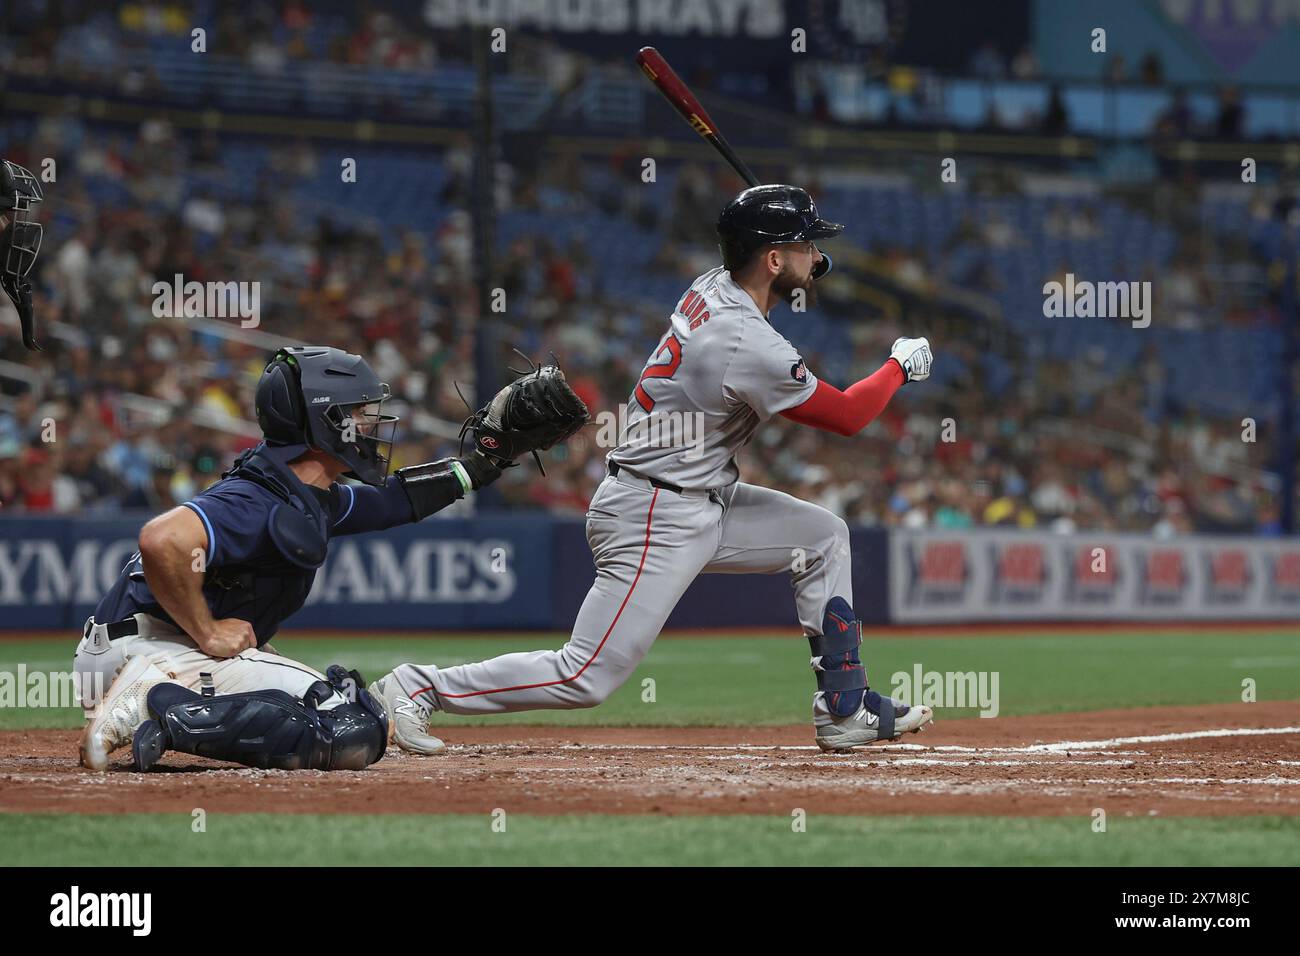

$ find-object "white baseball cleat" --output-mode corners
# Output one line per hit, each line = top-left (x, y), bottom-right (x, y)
(79, 655), (165, 771)
(367, 672), (446, 755)
(813, 691), (933, 751)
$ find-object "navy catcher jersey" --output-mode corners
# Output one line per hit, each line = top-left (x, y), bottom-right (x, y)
(94, 452), (416, 645)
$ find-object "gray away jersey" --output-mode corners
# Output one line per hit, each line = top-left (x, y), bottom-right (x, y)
(610, 265), (817, 489)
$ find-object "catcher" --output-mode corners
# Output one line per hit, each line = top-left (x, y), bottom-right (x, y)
(74, 344), (588, 772)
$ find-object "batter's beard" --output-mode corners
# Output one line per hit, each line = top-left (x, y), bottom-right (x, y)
(773, 263), (816, 307)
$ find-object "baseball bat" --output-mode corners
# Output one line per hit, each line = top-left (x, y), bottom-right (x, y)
(635, 46), (760, 188)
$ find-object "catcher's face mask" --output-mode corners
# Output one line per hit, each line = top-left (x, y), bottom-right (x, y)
(0, 160), (45, 351)
(327, 393), (400, 486)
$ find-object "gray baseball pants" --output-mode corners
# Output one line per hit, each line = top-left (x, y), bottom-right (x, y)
(390, 470), (852, 713)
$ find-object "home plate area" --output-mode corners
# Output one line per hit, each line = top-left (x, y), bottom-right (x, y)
(0, 702), (1296, 818)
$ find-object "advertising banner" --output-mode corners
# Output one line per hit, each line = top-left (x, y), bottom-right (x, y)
(891, 529), (1300, 622)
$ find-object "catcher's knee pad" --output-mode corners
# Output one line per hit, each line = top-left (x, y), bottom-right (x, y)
(315, 665), (389, 770)
(809, 597), (866, 717)
(147, 665), (387, 771)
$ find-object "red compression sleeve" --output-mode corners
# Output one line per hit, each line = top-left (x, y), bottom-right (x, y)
(780, 361), (905, 436)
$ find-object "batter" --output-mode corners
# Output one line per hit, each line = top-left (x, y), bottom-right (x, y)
(371, 184), (935, 752)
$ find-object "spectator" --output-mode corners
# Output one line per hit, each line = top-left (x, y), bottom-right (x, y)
(1216, 86), (1244, 140)
(968, 42), (1007, 80)
(1010, 45), (1041, 79)
(1042, 84), (1069, 136)
(1139, 51), (1165, 86)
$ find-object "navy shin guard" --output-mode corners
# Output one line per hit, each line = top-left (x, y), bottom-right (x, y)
(150, 685), (332, 770)
(809, 597), (867, 717)
(144, 674), (386, 771)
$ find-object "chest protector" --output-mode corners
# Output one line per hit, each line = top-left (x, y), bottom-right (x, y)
(202, 445), (336, 643)
(227, 445), (332, 569)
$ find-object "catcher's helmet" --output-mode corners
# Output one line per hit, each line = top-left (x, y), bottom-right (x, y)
(716, 184), (843, 280)
(255, 346), (399, 486)
(1, 159), (45, 350)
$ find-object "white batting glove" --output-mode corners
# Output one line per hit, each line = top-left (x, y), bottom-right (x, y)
(889, 336), (933, 383)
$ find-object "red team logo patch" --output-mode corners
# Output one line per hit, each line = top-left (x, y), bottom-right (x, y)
(791, 360), (807, 383)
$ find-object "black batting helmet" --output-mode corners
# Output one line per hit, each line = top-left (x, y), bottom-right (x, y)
(1, 159), (45, 351)
(716, 184), (843, 280)
(255, 346), (399, 486)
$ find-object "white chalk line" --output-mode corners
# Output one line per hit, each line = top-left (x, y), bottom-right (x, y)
(458, 754), (1297, 770)
(1021, 726), (1300, 752)
(469, 767), (1300, 793)
(450, 726), (1300, 756)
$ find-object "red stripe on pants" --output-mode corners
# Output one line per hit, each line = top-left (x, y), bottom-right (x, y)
(413, 489), (660, 701)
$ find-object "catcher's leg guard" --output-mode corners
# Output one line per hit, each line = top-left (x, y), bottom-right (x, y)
(809, 597), (869, 718)
(138, 666), (387, 771)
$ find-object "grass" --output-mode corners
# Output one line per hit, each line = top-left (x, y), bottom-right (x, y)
(6, 628), (1297, 868)
(3, 628), (1298, 730)
(1, 813), (1296, 867)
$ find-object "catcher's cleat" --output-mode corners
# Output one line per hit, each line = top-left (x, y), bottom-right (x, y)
(367, 673), (446, 755)
(79, 655), (165, 771)
(131, 719), (166, 772)
(813, 691), (933, 752)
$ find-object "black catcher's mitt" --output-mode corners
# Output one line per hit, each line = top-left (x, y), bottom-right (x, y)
(460, 357), (590, 474)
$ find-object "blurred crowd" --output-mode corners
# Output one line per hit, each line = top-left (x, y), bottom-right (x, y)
(0, 111), (1283, 535)
(3, 0), (451, 79)
(1, 0), (583, 114)
(1, 0), (1289, 535)
(4, 0), (1271, 146)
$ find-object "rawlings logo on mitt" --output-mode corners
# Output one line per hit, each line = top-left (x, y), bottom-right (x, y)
(459, 354), (591, 474)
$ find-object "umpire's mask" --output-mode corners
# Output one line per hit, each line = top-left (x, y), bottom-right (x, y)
(0, 160), (45, 351)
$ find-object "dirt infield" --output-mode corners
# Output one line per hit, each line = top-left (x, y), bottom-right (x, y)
(1, 702), (1297, 817)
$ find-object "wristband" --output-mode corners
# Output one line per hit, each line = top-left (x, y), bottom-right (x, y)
(449, 460), (474, 495)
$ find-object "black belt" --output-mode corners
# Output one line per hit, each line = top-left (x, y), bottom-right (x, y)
(608, 461), (684, 495)
(92, 617), (140, 641)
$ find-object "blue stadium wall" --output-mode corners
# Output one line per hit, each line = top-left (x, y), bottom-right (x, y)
(0, 516), (890, 633)
(4, 517), (1296, 632)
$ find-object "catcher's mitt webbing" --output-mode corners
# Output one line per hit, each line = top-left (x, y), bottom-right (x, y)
(460, 358), (590, 473)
